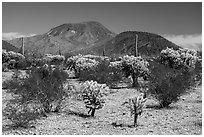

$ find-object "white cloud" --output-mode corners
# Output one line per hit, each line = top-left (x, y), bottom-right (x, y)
(2, 32), (36, 40)
(163, 34), (202, 51)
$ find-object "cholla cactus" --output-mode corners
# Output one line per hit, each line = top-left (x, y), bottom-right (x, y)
(160, 47), (198, 70)
(122, 93), (147, 127)
(66, 55), (83, 73)
(109, 60), (122, 69)
(120, 55), (149, 87)
(43, 54), (65, 65)
(83, 54), (110, 61)
(81, 80), (109, 117)
(76, 57), (99, 71)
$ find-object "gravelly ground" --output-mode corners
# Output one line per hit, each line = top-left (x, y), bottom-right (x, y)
(2, 71), (202, 135)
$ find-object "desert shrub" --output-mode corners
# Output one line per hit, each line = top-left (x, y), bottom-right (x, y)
(4, 64), (70, 114)
(2, 63), (9, 72)
(3, 101), (41, 128)
(15, 59), (28, 69)
(43, 54), (65, 65)
(23, 54), (45, 68)
(2, 50), (10, 63)
(81, 80), (109, 117)
(194, 58), (202, 85)
(2, 50), (26, 70)
(148, 48), (199, 108)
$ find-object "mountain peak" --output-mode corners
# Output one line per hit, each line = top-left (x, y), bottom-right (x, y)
(8, 21), (116, 56)
(47, 21), (115, 37)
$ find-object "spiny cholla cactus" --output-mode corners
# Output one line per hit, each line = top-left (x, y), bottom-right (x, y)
(120, 55), (150, 87)
(66, 54), (83, 71)
(43, 54), (65, 65)
(2, 50), (25, 70)
(81, 80), (109, 117)
(2, 50), (25, 64)
(160, 47), (198, 70)
(75, 57), (99, 71)
(109, 60), (123, 69)
(66, 55), (99, 78)
(83, 54), (110, 61)
(122, 93), (147, 127)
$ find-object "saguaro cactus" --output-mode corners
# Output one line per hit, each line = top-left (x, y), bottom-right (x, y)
(122, 93), (147, 127)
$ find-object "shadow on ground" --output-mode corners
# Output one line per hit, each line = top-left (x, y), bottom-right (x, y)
(63, 110), (92, 118)
(145, 104), (180, 110)
(111, 122), (143, 128)
(2, 124), (36, 132)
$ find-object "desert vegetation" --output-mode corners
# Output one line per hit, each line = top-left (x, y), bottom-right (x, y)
(2, 47), (202, 135)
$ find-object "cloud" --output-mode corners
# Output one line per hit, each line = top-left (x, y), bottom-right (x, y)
(2, 32), (36, 40)
(163, 34), (202, 51)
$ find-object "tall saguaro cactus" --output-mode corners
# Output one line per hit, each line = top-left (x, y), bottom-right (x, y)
(22, 37), (24, 55)
(135, 34), (138, 57)
(122, 93), (147, 127)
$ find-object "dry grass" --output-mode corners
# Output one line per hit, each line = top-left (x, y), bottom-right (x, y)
(2, 71), (202, 135)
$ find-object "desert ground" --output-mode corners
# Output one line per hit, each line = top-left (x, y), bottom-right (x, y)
(2, 71), (202, 135)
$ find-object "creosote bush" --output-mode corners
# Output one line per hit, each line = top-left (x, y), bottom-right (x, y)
(148, 48), (199, 108)
(3, 64), (71, 128)
(81, 80), (109, 117)
(3, 102), (41, 128)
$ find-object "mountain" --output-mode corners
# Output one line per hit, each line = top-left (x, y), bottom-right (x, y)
(74, 31), (181, 57)
(7, 21), (182, 58)
(2, 40), (19, 52)
(8, 21), (116, 57)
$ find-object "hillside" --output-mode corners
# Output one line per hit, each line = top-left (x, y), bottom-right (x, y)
(8, 21), (116, 56)
(75, 31), (181, 57)
(2, 40), (19, 52)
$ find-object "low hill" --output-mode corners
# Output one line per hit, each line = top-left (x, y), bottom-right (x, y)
(73, 31), (181, 57)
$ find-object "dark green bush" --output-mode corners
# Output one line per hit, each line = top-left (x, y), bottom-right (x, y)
(194, 59), (202, 85)
(148, 59), (198, 108)
(3, 101), (41, 128)
(4, 65), (70, 114)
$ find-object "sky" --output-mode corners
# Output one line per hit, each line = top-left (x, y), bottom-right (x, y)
(2, 2), (202, 50)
